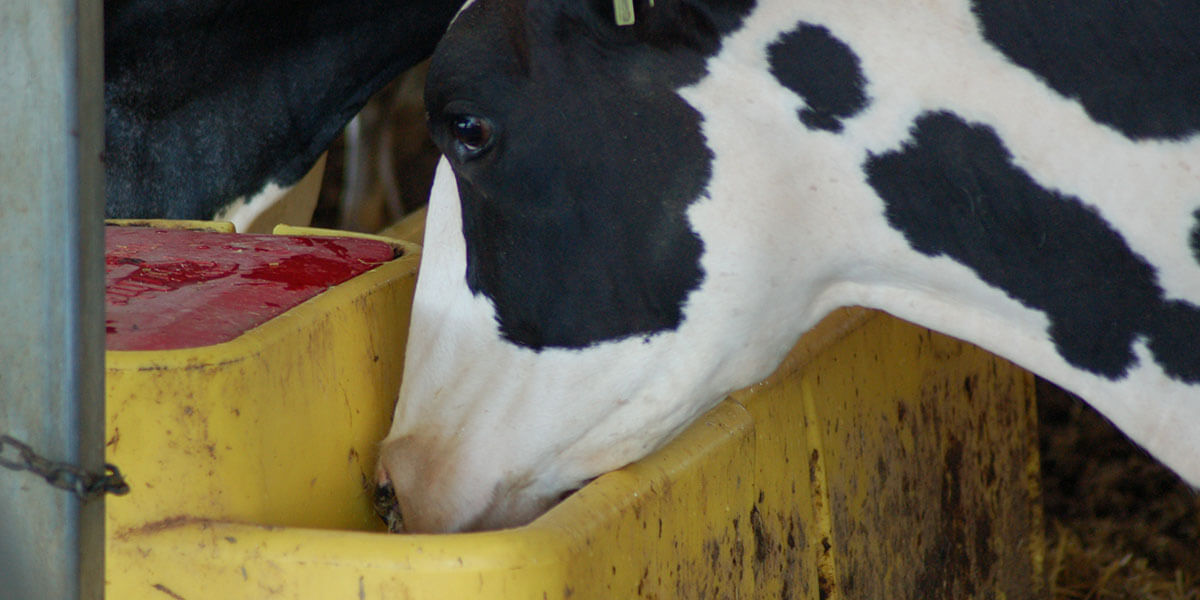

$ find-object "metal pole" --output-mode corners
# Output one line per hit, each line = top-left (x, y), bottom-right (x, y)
(0, 0), (105, 598)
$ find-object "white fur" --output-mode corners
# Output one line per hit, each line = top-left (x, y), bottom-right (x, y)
(380, 0), (1200, 532)
(213, 182), (289, 233)
(212, 153), (325, 233)
(448, 0), (479, 29)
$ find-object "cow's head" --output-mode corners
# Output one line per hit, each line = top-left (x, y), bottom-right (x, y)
(374, 0), (789, 533)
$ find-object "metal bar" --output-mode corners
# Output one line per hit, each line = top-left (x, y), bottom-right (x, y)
(0, 0), (106, 599)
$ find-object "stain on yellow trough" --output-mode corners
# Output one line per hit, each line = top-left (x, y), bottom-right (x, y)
(104, 223), (1042, 599)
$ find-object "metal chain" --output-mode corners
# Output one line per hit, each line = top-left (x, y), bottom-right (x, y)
(0, 434), (130, 499)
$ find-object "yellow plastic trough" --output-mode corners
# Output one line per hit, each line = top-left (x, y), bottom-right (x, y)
(105, 222), (1043, 599)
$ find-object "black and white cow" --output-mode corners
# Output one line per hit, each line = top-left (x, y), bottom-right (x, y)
(102, 0), (460, 228)
(376, 0), (1200, 533)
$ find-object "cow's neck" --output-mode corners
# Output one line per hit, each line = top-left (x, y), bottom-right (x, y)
(813, 204), (1200, 487)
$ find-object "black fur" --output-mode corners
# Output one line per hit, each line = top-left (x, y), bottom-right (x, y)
(1191, 208), (1200, 267)
(104, 0), (460, 219)
(971, 0), (1200, 141)
(425, 0), (754, 349)
(865, 111), (1200, 382)
(768, 22), (869, 133)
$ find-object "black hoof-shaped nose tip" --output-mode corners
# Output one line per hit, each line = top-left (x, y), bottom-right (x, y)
(372, 481), (405, 533)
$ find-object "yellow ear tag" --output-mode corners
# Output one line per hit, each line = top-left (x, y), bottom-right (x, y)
(614, 0), (635, 25)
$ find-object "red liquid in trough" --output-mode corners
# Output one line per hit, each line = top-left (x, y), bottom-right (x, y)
(105, 226), (397, 351)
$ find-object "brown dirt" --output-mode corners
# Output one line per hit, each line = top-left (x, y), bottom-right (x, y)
(1038, 379), (1200, 599)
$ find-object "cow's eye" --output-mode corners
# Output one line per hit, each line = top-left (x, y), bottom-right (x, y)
(450, 114), (494, 157)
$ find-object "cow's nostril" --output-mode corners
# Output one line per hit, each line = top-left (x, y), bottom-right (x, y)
(557, 477), (595, 503)
(373, 481), (405, 533)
